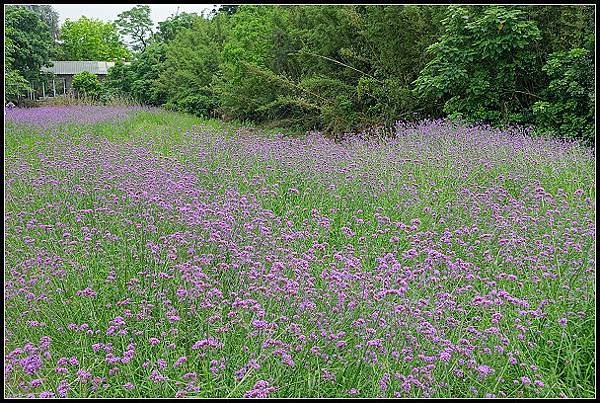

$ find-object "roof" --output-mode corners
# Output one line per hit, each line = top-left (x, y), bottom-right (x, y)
(41, 61), (128, 75)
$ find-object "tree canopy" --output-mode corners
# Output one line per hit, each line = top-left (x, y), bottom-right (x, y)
(115, 5), (154, 52)
(5, 5), (53, 81)
(58, 16), (130, 61)
(22, 5), (60, 41)
(4, 5), (56, 101)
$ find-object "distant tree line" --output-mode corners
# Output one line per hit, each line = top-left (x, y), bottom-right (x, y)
(4, 5), (595, 145)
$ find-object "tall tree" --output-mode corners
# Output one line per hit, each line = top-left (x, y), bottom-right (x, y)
(158, 17), (223, 115)
(115, 5), (154, 52)
(5, 36), (31, 101)
(217, 5), (240, 15)
(22, 4), (60, 40)
(4, 5), (53, 81)
(58, 17), (131, 61)
(533, 48), (595, 144)
(155, 12), (203, 42)
(213, 6), (288, 121)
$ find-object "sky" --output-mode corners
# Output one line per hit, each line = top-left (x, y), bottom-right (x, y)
(51, 4), (218, 26)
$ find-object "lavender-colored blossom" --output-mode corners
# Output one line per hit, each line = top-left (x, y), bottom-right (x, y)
(39, 391), (55, 398)
(57, 380), (70, 398)
(477, 365), (495, 379)
(19, 355), (42, 375)
(173, 356), (187, 368)
(5, 106), (146, 127)
(77, 369), (92, 382)
(244, 380), (276, 398)
(192, 337), (223, 350)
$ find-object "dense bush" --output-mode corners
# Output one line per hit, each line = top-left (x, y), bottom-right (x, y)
(159, 17), (224, 117)
(413, 6), (542, 126)
(72, 71), (102, 98)
(533, 48), (595, 145)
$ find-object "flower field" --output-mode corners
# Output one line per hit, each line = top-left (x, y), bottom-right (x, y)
(4, 106), (595, 398)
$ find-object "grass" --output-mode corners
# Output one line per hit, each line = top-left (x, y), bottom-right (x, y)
(4, 106), (595, 398)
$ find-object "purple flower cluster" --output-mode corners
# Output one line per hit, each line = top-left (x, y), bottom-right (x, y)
(244, 380), (276, 398)
(5, 106), (147, 127)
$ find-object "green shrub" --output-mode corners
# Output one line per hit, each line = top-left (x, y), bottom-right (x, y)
(413, 6), (542, 126)
(533, 48), (595, 145)
(72, 71), (102, 98)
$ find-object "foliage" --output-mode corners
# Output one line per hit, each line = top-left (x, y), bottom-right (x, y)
(343, 6), (446, 123)
(413, 6), (542, 125)
(115, 5), (154, 52)
(103, 61), (134, 99)
(217, 5), (241, 15)
(212, 6), (285, 120)
(533, 48), (595, 145)
(58, 17), (130, 61)
(103, 10), (211, 107)
(158, 18), (224, 116)
(4, 68), (31, 102)
(21, 4), (60, 41)
(4, 36), (31, 102)
(155, 12), (204, 42)
(4, 5), (53, 82)
(149, 5), (594, 140)
(520, 5), (595, 56)
(72, 71), (102, 98)
(125, 42), (169, 105)
(43, 5), (597, 142)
